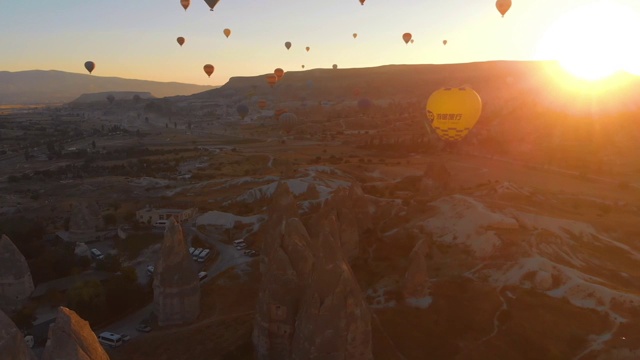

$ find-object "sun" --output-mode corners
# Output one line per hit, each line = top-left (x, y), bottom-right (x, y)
(536, 1), (640, 81)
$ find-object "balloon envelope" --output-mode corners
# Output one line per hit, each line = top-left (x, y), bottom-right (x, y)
(359, 0), (365, 5)
(204, 0), (220, 11)
(279, 112), (298, 131)
(285, 41), (292, 50)
(223, 28), (231, 38)
(306, 46), (310, 52)
(357, 98), (373, 112)
(496, 0), (512, 17)
(353, 33), (358, 39)
(426, 87), (482, 141)
(203, 64), (214, 77)
(402, 33), (412, 44)
(84, 61), (95, 74)
(274, 68), (285, 79)
(177, 37), (185, 46)
(266, 75), (278, 88)
(180, 0), (190, 10)
(236, 104), (249, 119)
(332, 64), (338, 69)
(443, 40), (448, 45)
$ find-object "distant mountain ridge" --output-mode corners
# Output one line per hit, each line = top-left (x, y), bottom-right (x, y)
(0, 70), (216, 105)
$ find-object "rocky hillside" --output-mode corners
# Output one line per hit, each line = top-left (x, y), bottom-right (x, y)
(0, 70), (215, 105)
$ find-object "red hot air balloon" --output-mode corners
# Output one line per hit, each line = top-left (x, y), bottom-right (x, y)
(274, 68), (285, 80)
(402, 33), (412, 44)
(177, 37), (185, 46)
(180, 0), (190, 11)
(203, 64), (214, 77)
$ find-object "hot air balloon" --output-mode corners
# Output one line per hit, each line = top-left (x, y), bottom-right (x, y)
(258, 100), (268, 110)
(204, 0), (220, 11)
(106, 94), (115, 105)
(359, 0), (365, 5)
(411, 39), (414, 44)
(496, 0), (512, 17)
(357, 98), (373, 113)
(443, 40), (448, 45)
(285, 41), (292, 50)
(274, 108), (288, 120)
(425, 87), (482, 141)
(274, 68), (285, 80)
(332, 64), (338, 70)
(353, 33), (358, 39)
(203, 64), (214, 78)
(223, 28), (231, 38)
(279, 112), (298, 132)
(306, 46), (310, 52)
(301, 65), (305, 69)
(177, 37), (185, 46)
(402, 33), (412, 45)
(84, 61), (95, 74)
(266, 74), (278, 88)
(236, 104), (249, 119)
(180, 0), (190, 11)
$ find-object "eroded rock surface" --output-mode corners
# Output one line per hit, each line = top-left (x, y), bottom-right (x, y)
(153, 218), (200, 326)
(41, 307), (109, 360)
(0, 309), (37, 360)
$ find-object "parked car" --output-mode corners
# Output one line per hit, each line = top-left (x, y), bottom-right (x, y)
(120, 333), (131, 342)
(146, 265), (154, 275)
(90, 248), (104, 260)
(198, 271), (208, 282)
(136, 323), (152, 333)
(244, 250), (260, 257)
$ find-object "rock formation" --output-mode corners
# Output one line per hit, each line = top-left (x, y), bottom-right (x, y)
(403, 239), (431, 304)
(153, 218), (200, 326)
(254, 182), (315, 359)
(291, 219), (373, 360)
(68, 201), (103, 242)
(41, 307), (109, 360)
(0, 309), (37, 360)
(0, 234), (35, 310)
(419, 161), (451, 197)
(254, 182), (373, 359)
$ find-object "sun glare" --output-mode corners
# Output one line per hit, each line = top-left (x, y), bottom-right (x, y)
(537, 1), (640, 81)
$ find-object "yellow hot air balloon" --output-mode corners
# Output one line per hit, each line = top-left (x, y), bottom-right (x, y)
(203, 64), (214, 78)
(180, 0), (190, 11)
(223, 28), (231, 38)
(426, 87), (482, 141)
(402, 33), (412, 45)
(353, 33), (358, 39)
(177, 37), (185, 46)
(496, 0), (512, 17)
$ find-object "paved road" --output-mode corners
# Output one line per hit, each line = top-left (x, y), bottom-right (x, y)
(98, 223), (254, 343)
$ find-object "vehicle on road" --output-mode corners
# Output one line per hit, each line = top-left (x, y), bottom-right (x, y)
(136, 323), (152, 333)
(234, 243), (247, 250)
(192, 248), (203, 260)
(91, 249), (105, 260)
(198, 271), (208, 281)
(120, 333), (131, 342)
(98, 332), (123, 348)
(198, 249), (211, 262)
(244, 249), (260, 257)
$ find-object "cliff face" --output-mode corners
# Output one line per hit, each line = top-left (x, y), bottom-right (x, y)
(41, 307), (109, 360)
(253, 182), (373, 360)
(0, 234), (35, 309)
(403, 239), (431, 303)
(291, 219), (373, 360)
(0, 309), (37, 360)
(153, 218), (200, 326)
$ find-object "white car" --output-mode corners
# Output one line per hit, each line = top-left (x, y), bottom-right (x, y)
(146, 265), (154, 275)
(198, 271), (208, 281)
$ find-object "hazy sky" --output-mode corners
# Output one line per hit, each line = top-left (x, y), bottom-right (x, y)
(1, 0), (639, 86)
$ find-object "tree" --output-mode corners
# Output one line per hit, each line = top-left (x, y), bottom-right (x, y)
(66, 280), (107, 324)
